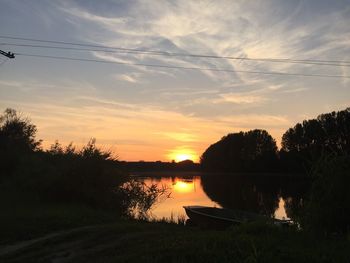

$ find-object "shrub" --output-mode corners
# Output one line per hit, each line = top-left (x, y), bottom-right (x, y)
(0, 108), (42, 178)
(117, 179), (170, 219)
(301, 155), (350, 235)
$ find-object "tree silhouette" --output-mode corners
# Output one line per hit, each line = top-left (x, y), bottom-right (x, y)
(0, 108), (41, 152)
(0, 108), (42, 177)
(200, 129), (278, 172)
(281, 108), (350, 171)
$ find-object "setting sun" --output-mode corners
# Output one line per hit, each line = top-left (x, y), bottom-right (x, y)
(175, 153), (192, 162)
(167, 148), (198, 162)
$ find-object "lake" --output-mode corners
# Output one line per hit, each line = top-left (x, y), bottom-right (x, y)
(132, 172), (308, 221)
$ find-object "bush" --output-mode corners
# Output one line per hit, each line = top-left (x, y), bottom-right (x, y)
(0, 109), (170, 225)
(301, 155), (350, 235)
(117, 179), (170, 219)
(41, 140), (125, 208)
(0, 108), (42, 178)
(3, 138), (126, 210)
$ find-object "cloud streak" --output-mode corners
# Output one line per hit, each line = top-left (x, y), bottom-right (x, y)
(1, 0), (350, 160)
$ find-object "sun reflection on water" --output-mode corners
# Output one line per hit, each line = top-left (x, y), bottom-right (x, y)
(141, 176), (291, 221)
(172, 179), (195, 193)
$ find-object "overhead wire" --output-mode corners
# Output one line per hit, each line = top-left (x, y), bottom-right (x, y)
(1, 42), (350, 67)
(1, 35), (349, 79)
(15, 53), (350, 79)
(1, 35), (350, 66)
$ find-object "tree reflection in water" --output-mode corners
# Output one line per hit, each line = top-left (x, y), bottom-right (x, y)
(201, 174), (309, 221)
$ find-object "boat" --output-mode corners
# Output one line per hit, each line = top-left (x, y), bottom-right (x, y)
(183, 205), (291, 229)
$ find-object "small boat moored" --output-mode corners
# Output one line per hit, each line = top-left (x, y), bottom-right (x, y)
(183, 205), (291, 229)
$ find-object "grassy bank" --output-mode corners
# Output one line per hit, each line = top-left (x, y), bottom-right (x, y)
(1, 218), (349, 263)
(0, 202), (119, 246)
(1, 172), (349, 262)
(1, 186), (349, 263)
(0, 184), (119, 245)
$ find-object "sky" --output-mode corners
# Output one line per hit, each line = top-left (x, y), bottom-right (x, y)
(0, 0), (349, 162)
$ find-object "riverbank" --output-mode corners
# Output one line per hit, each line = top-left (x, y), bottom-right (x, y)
(1, 215), (349, 263)
(1, 184), (349, 263)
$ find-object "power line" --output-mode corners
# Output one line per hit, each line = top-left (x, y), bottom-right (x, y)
(1, 35), (350, 66)
(15, 52), (350, 79)
(2, 42), (350, 67)
(0, 49), (15, 59)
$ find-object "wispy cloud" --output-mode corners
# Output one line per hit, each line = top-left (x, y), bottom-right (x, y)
(156, 132), (199, 142)
(1, 0), (350, 160)
(113, 73), (140, 83)
(59, 1), (350, 88)
(215, 93), (266, 105)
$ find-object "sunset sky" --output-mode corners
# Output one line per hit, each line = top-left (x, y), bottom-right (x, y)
(0, 0), (349, 161)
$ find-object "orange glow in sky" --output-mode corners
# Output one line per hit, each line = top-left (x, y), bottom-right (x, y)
(1, 1), (348, 163)
(167, 148), (199, 162)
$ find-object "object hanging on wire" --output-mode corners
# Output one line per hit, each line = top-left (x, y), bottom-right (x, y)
(0, 50), (15, 59)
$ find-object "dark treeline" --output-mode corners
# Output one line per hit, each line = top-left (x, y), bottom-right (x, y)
(201, 107), (350, 173)
(280, 108), (350, 172)
(200, 107), (350, 234)
(201, 129), (278, 173)
(1, 107), (350, 235)
(0, 108), (165, 218)
(119, 159), (200, 173)
(0, 109), (123, 209)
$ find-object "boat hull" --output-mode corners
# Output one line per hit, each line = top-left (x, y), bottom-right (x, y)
(184, 206), (292, 229)
(184, 206), (244, 229)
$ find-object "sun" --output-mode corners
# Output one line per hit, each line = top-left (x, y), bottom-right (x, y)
(167, 148), (198, 162)
(175, 153), (192, 162)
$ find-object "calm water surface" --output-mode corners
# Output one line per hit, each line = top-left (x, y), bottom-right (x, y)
(135, 173), (306, 221)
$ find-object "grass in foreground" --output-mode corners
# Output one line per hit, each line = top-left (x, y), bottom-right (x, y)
(0, 184), (120, 246)
(0, 203), (119, 246)
(1, 219), (349, 263)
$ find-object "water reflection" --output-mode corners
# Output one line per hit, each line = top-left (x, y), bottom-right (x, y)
(137, 173), (308, 221)
(140, 176), (219, 220)
(201, 174), (309, 220)
(173, 179), (195, 193)
(275, 198), (288, 219)
(201, 174), (279, 217)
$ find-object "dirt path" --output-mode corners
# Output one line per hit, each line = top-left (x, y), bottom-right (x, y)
(0, 224), (109, 257)
(0, 223), (157, 263)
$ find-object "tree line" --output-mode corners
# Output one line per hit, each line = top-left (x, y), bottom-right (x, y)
(200, 107), (350, 173)
(200, 107), (350, 234)
(1, 107), (349, 234)
(0, 108), (165, 218)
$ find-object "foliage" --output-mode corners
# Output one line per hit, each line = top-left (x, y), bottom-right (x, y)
(5, 139), (124, 209)
(200, 129), (278, 172)
(117, 179), (170, 219)
(301, 155), (350, 235)
(281, 108), (350, 171)
(0, 108), (171, 227)
(0, 108), (41, 152)
(0, 108), (42, 177)
(79, 138), (115, 161)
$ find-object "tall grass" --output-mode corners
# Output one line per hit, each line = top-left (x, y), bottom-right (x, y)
(148, 212), (186, 225)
